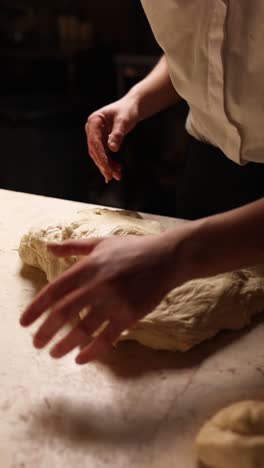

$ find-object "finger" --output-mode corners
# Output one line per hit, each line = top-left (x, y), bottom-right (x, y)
(109, 158), (122, 173)
(109, 159), (122, 181)
(48, 238), (100, 257)
(113, 172), (122, 182)
(87, 115), (123, 182)
(50, 307), (109, 359)
(75, 319), (125, 364)
(108, 115), (130, 152)
(86, 116), (113, 181)
(90, 141), (112, 183)
(108, 128), (124, 153)
(20, 258), (96, 327)
(50, 326), (89, 358)
(33, 287), (93, 349)
(108, 119), (126, 181)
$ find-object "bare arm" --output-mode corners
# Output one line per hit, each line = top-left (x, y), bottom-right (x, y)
(165, 198), (264, 287)
(128, 55), (181, 121)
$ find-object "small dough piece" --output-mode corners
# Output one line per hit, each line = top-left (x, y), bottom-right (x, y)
(19, 208), (264, 352)
(196, 401), (264, 468)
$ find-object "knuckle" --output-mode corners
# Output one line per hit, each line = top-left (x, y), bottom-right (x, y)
(113, 130), (123, 140)
(86, 254), (101, 274)
(86, 113), (97, 129)
(115, 118), (125, 128)
(120, 116), (129, 127)
(87, 113), (95, 124)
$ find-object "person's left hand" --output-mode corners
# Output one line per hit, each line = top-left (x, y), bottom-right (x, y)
(20, 233), (183, 364)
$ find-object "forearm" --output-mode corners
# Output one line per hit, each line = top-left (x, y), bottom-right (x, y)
(127, 56), (181, 121)
(165, 198), (264, 285)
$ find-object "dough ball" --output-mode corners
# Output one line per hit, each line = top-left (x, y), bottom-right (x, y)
(196, 400), (264, 468)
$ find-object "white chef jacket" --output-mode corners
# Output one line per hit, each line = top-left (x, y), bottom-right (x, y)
(140, 0), (264, 164)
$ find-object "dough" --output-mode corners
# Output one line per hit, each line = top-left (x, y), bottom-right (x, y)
(196, 400), (264, 468)
(120, 268), (264, 351)
(19, 208), (264, 351)
(19, 208), (162, 282)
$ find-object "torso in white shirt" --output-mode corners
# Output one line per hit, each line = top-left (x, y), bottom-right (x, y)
(140, 0), (264, 164)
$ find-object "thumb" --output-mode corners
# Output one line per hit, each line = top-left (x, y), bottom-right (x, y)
(48, 238), (101, 257)
(108, 119), (127, 152)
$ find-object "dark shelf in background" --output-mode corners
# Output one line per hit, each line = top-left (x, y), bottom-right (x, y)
(0, 2), (188, 217)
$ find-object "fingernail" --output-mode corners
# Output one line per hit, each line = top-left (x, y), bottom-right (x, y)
(75, 354), (88, 365)
(105, 175), (112, 184)
(33, 335), (44, 349)
(109, 141), (118, 151)
(50, 347), (61, 359)
(20, 315), (29, 327)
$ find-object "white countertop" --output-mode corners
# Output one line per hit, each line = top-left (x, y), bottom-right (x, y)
(1, 189), (264, 468)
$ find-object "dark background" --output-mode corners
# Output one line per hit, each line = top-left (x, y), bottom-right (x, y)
(0, 0), (188, 216)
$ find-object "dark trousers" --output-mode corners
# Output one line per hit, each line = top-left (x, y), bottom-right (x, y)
(175, 136), (264, 220)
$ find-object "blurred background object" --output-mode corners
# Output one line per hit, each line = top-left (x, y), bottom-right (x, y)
(0, 0), (188, 216)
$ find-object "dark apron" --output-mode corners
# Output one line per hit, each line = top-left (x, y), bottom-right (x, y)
(175, 135), (264, 220)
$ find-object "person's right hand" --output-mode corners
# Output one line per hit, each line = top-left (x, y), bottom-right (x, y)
(85, 95), (140, 183)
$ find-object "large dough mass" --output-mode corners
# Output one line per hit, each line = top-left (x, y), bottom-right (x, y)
(196, 400), (264, 468)
(19, 208), (264, 351)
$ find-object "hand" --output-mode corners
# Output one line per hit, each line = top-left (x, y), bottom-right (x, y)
(85, 95), (140, 183)
(20, 234), (182, 365)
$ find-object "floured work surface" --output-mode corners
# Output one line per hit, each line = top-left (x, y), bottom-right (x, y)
(1, 189), (264, 468)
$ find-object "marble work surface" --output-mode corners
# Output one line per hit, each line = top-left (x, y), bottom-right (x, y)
(1, 189), (264, 468)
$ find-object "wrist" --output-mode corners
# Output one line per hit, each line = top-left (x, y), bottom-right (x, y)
(126, 85), (147, 122)
(161, 219), (207, 289)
